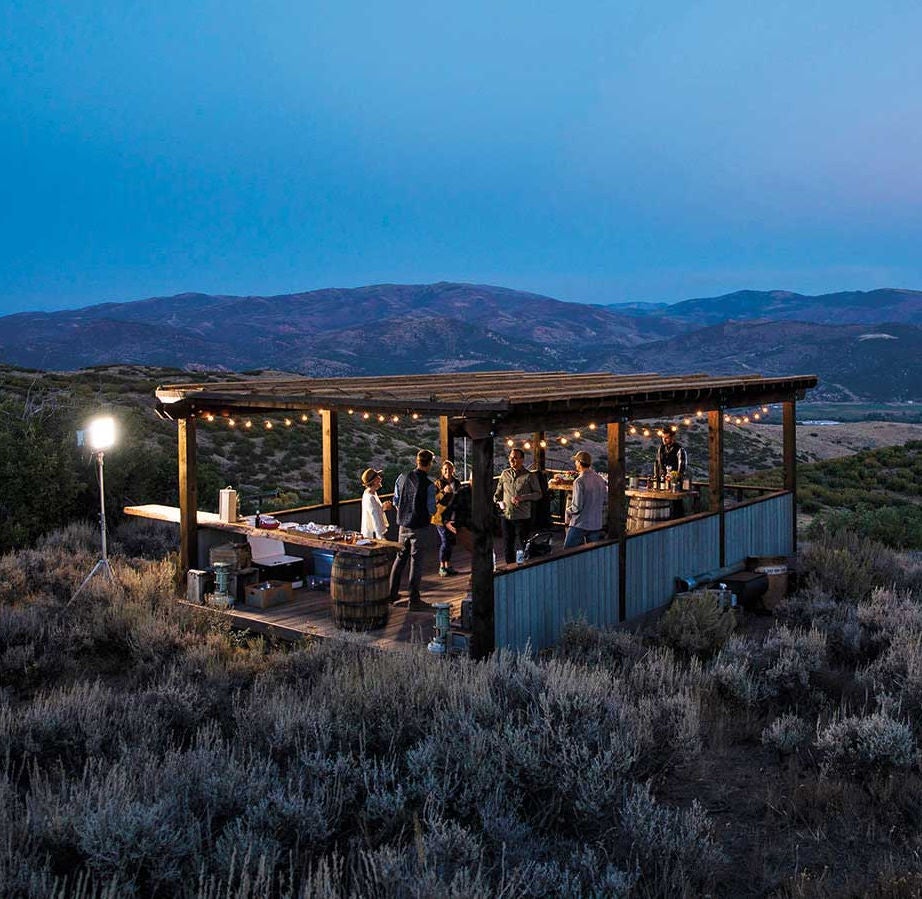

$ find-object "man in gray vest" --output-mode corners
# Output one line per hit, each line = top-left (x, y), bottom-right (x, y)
(389, 449), (436, 611)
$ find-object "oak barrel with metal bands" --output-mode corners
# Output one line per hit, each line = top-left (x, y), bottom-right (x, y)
(330, 548), (396, 631)
(626, 495), (674, 532)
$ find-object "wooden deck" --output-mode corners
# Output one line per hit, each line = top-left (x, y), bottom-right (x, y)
(189, 538), (514, 653)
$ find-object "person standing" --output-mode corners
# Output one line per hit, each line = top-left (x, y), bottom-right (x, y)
(359, 467), (393, 540)
(494, 448), (542, 564)
(564, 451), (607, 547)
(389, 449), (436, 611)
(653, 429), (688, 485)
(432, 460), (462, 577)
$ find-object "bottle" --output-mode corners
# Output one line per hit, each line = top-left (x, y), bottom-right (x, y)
(255, 510), (261, 528)
(516, 549), (525, 564)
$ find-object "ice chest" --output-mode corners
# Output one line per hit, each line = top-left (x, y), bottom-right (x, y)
(244, 580), (293, 609)
(247, 536), (306, 586)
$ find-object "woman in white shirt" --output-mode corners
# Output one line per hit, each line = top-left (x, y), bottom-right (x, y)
(360, 468), (392, 539)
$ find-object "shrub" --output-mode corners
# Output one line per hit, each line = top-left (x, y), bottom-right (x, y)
(658, 592), (736, 658)
(815, 713), (918, 778)
(619, 782), (723, 895)
(762, 713), (812, 756)
(708, 626), (827, 705)
(800, 530), (919, 601)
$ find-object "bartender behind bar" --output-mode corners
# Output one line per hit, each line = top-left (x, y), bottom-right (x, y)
(653, 429), (688, 484)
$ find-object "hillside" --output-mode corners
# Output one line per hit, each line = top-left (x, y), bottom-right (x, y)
(2, 283), (920, 401)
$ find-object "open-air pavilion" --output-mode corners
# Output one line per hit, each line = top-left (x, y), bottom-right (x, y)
(137, 369), (817, 658)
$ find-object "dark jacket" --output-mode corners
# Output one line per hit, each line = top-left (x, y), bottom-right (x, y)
(394, 469), (436, 528)
(654, 441), (688, 480)
(432, 476), (462, 526)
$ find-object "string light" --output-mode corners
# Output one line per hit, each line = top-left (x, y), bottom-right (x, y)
(391, 414), (400, 423)
(301, 413), (309, 422)
(228, 418), (236, 428)
(573, 430), (581, 439)
(362, 412), (371, 420)
(506, 438), (515, 447)
(265, 421), (273, 429)
(347, 408), (354, 415)
(411, 413), (420, 420)
(205, 413), (215, 422)
(377, 414), (386, 422)
(539, 439), (547, 448)
(284, 418), (292, 427)
(629, 426), (637, 435)
(642, 429), (650, 437)
(523, 440), (532, 450)
(559, 437), (568, 445)
(245, 420), (252, 429)
(588, 423), (597, 430)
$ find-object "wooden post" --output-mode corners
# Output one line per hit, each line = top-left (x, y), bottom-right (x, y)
(439, 416), (455, 465)
(177, 417), (198, 576)
(532, 431), (546, 471)
(782, 400), (797, 553)
(321, 409), (340, 525)
(708, 410), (725, 567)
(607, 421), (627, 621)
(470, 434), (495, 659)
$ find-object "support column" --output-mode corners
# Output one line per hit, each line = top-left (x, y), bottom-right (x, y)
(439, 416), (455, 465)
(177, 417), (198, 576)
(607, 421), (627, 621)
(470, 435), (495, 659)
(708, 410), (725, 567)
(321, 409), (340, 525)
(532, 431), (546, 471)
(782, 400), (797, 553)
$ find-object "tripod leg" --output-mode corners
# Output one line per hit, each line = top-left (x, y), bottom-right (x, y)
(69, 559), (112, 603)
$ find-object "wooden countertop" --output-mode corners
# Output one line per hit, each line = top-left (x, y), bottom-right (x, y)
(124, 504), (401, 555)
(624, 488), (695, 499)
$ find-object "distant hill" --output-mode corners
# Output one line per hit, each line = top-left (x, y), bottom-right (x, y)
(0, 282), (920, 400)
(652, 288), (922, 326)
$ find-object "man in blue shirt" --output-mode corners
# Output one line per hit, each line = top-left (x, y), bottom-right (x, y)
(389, 449), (437, 611)
(564, 451), (607, 548)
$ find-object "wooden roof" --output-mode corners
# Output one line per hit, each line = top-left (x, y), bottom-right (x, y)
(156, 370), (818, 437)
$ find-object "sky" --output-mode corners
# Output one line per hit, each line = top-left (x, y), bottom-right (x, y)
(2, 0), (921, 315)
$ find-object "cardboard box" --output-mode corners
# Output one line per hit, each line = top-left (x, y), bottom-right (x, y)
(244, 579), (293, 609)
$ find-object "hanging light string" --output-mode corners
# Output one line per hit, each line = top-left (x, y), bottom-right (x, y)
(195, 403), (774, 442)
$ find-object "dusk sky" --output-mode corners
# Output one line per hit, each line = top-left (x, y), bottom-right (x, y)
(2, 1), (921, 315)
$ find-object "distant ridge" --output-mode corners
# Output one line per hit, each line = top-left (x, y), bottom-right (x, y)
(0, 283), (919, 400)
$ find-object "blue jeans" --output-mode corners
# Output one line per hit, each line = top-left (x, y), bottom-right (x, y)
(564, 526), (604, 548)
(389, 525), (431, 602)
(436, 525), (456, 564)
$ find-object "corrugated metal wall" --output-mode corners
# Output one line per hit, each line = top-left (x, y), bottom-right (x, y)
(725, 493), (793, 562)
(494, 542), (620, 652)
(624, 515), (721, 619)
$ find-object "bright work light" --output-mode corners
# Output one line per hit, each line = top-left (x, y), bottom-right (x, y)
(87, 416), (116, 451)
(70, 415), (118, 602)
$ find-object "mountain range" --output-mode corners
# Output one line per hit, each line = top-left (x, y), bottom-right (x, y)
(1, 284), (919, 401)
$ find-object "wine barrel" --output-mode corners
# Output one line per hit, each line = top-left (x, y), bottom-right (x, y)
(330, 549), (395, 631)
(626, 495), (674, 533)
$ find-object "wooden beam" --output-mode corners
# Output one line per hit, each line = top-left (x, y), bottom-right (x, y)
(470, 435), (495, 659)
(708, 409), (725, 567)
(320, 409), (340, 525)
(783, 400), (797, 552)
(177, 417), (198, 576)
(607, 421), (627, 622)
(439, 415), (455, 465)
(532, 431), (546, 470)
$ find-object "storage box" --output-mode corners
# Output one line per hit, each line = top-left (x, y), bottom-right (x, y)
(311, 549), (335, 578)
(209, 542), (252, 569)
(244, 580), (293, 609)
(187, 569), (214, 604)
